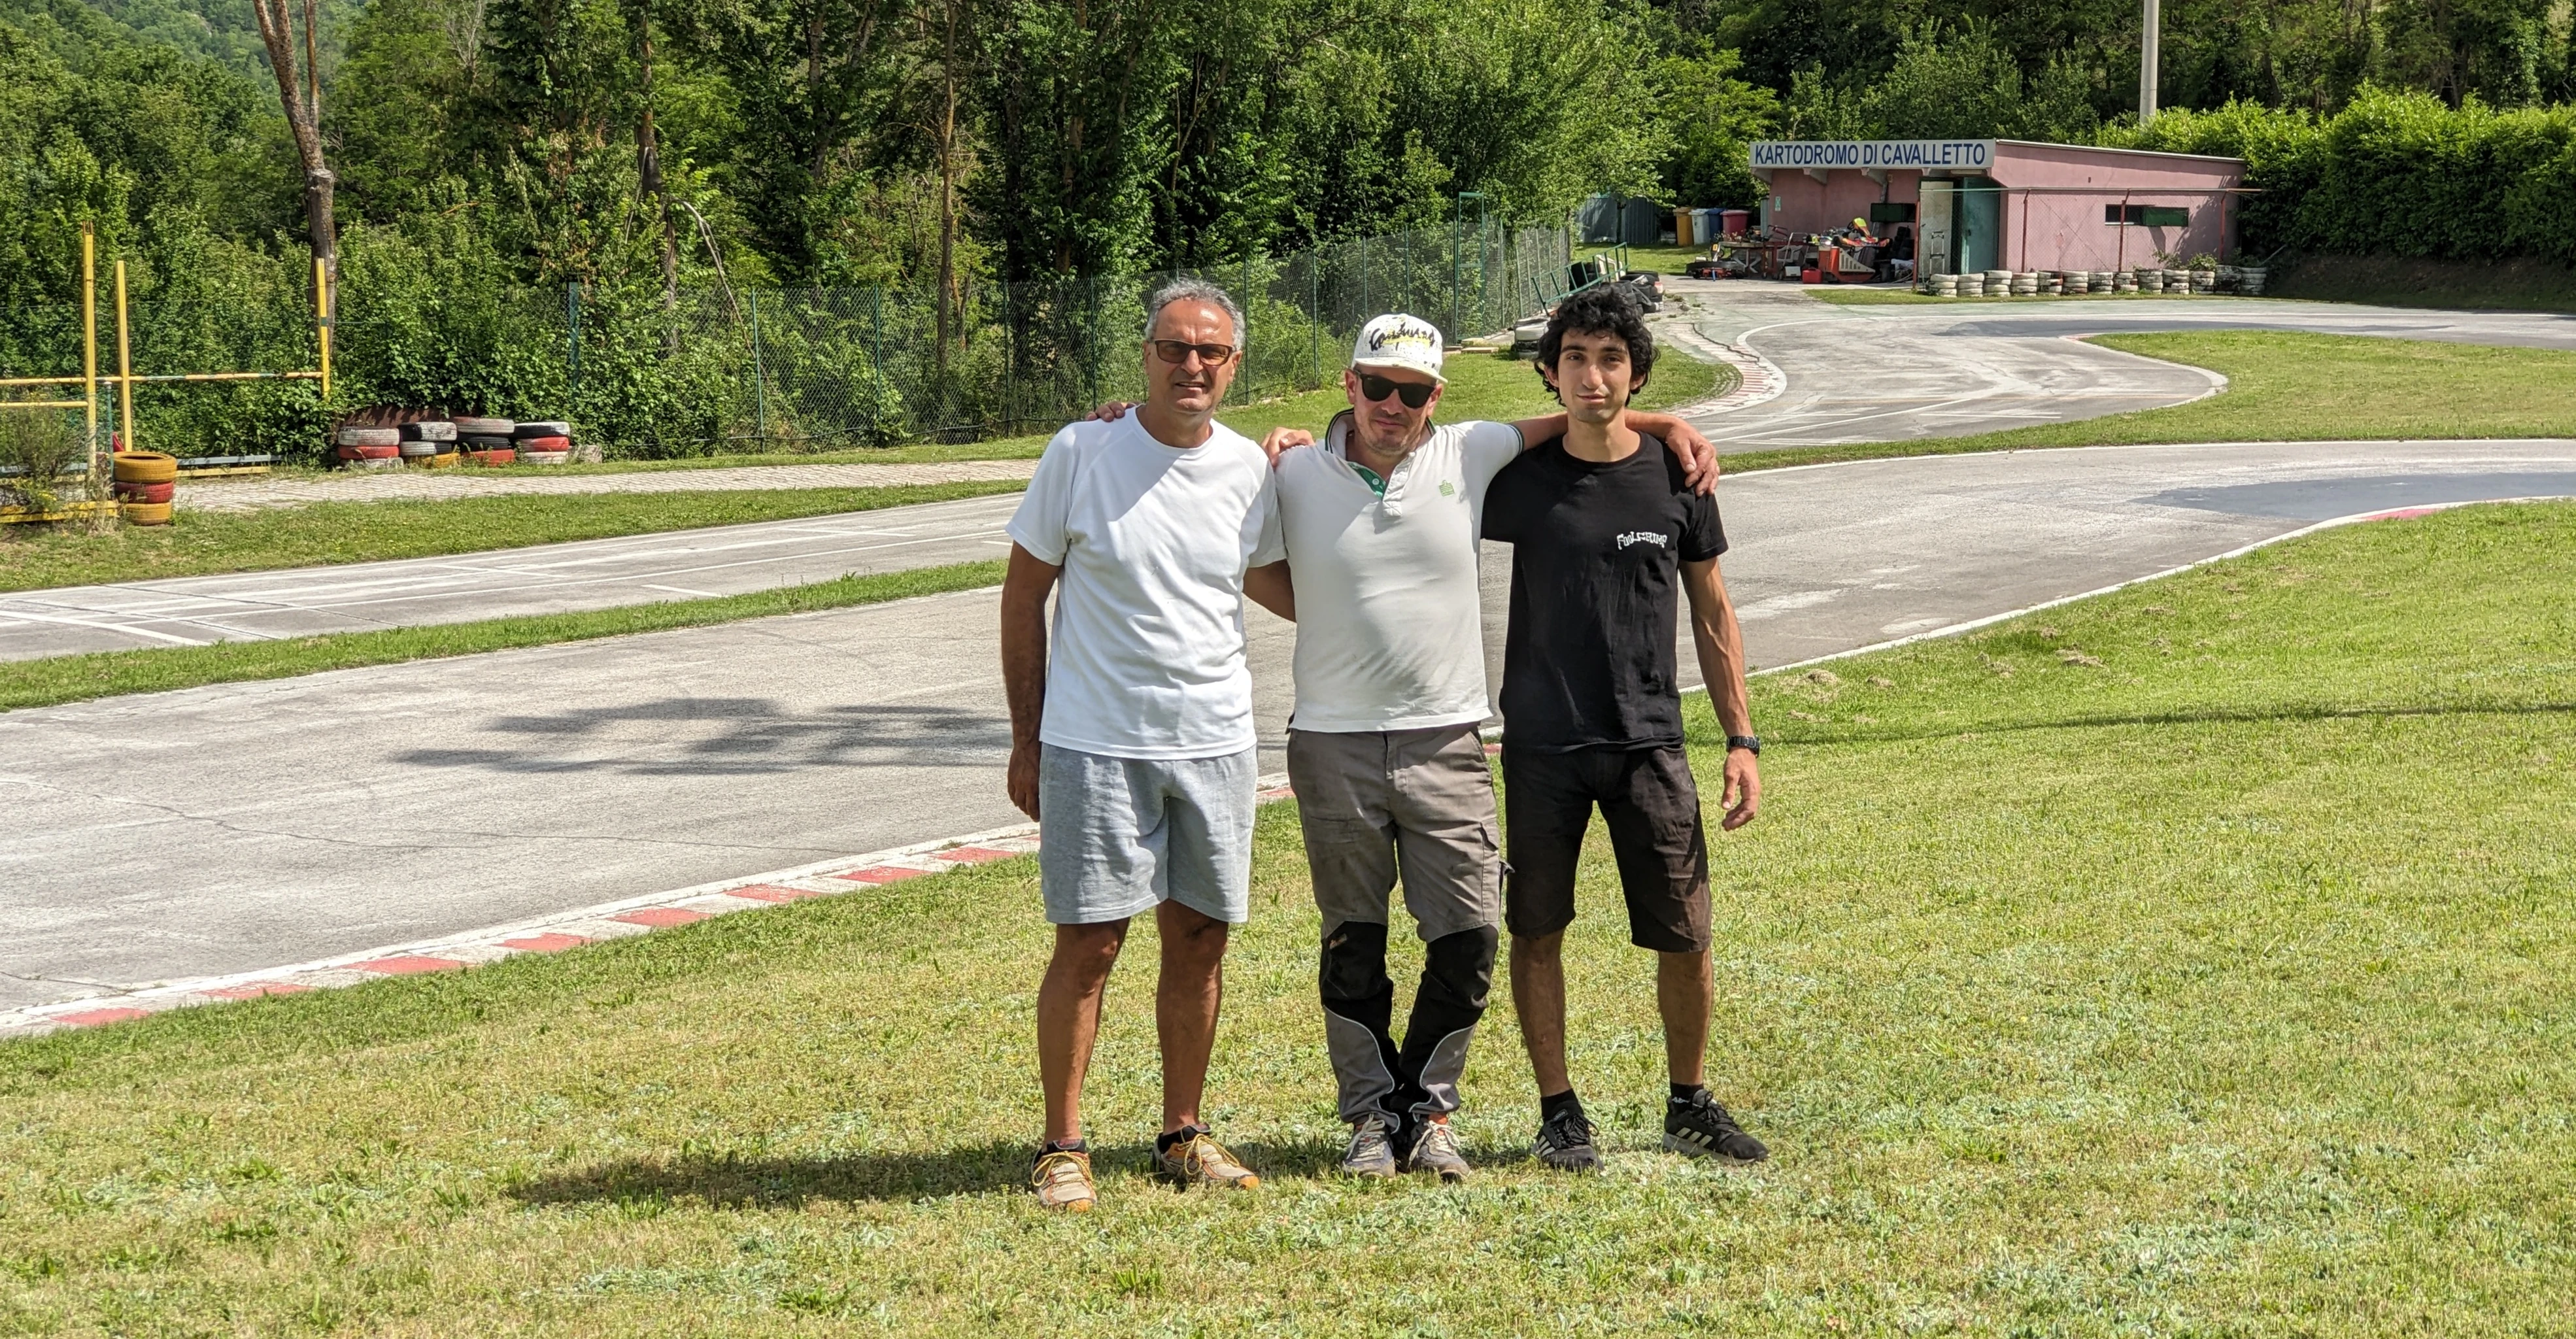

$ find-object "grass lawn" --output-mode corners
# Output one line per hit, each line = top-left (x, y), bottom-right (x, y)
(0, 482), (1025, 594)
(1721, 330), (2576, 473)
(5, 501), (2568, 1334)
(0, 560), (1003, 713)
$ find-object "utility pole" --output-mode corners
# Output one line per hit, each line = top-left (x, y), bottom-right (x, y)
(2139, 0), (2160, 124)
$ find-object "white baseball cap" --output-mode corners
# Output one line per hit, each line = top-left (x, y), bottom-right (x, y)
(1350, 314), (1445, 383)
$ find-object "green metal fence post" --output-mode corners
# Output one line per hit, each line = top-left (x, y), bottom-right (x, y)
(870, 285), (883, 443)
(748, 289), (767, 444)
(566, 282), (583, 402)
(1308, 254), (1320, 388)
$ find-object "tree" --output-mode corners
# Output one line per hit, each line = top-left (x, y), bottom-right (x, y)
(249, 0), (339, 288)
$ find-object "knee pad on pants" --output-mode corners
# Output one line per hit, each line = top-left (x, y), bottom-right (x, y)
(1320, 920), (1392, 1011)
(1420, 925), (1497, 1015)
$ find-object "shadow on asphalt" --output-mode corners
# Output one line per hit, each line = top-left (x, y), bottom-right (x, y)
(513, 1135), (1353, 1207)
(392, 700), (1012, 776)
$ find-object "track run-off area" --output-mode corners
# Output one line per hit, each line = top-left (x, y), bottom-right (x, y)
(4, 290), (2575, 1025)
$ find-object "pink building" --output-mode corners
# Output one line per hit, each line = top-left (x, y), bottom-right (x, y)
(1746, 139), (2247, 275)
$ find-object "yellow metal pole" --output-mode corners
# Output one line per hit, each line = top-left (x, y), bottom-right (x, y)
(114, 259), (135, 453)
(314, 256), (331, 401)
(81, 224), (99, 456)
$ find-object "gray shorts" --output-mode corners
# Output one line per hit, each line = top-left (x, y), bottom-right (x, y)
(1038, 743), (1258, 926)
(1285, 724), (1501, 942)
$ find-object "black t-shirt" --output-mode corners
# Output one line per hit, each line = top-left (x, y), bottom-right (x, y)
(1482, 432), (1727, 751)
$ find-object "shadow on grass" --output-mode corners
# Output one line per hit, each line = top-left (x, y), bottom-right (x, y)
(515, 1134), (1351, 1208)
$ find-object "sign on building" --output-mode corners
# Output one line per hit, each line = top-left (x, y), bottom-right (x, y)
(1749, 141), (1997, 172)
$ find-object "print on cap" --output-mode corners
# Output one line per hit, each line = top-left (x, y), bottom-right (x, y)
(1350, 313), (1446, 382)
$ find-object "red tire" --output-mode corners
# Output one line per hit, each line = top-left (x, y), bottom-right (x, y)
(517, 435), (570, 452)
(114, 481), (175, 503)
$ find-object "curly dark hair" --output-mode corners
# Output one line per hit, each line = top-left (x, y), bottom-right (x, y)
(1536, 283), (1656, 398)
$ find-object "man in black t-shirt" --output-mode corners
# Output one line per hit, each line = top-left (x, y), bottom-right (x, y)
(1482, 284), (1769, 1172)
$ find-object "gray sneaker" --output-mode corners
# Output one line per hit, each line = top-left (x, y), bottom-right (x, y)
(1404, 1119), (1471, 1183)
(1340, 1113), (1398, 1179)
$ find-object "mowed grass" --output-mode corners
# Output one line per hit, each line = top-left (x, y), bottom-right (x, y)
(0, 482), (1026, 594)
(1721, 330), (2576, 472)
(0, 560), (1004, 712)
(5, 503), (2570, 1334)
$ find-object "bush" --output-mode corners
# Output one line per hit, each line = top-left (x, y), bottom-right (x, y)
(0, 411), (91, 513)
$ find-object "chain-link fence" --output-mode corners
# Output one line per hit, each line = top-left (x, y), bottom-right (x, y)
(3, 220), (1584, 463)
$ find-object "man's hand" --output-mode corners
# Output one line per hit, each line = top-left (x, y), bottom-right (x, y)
(1258, 426), (1314, 467)
(1666, 419), (1721, 496)
(1008, 739), (1042, 821)
(1087, 400), (1134, 422)
(1719, 747), (1760, 830)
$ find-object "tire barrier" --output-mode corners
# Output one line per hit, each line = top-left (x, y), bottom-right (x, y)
(120, 501), (173, 526)
(466, 449), (517, 467)
(452, 416), (514, 437)
(336, 426), (401, 449)
(112, 451), (179, 486)
(112, 481), (175, 504)
(511, 421), (570, 440)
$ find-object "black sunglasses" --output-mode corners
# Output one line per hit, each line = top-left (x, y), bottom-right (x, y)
(1150, 339), (1237, 366)
(1357, 373), (1436, 409)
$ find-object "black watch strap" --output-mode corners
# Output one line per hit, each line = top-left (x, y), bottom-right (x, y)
(1726, 734), (1761, 756)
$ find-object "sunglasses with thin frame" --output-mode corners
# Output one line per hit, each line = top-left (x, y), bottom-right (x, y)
(1356, 373), (1436, 409)
(1149, 339), (1237, 366)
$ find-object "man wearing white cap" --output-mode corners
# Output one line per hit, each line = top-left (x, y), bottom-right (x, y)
(1261, 313), (1718, 1182)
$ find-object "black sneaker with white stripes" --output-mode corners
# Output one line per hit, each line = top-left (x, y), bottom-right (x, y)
(1532, 1106), (1604, 1173)
(1664, 1090), (1769, 1163)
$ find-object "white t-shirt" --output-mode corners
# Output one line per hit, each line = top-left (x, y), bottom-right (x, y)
(1274, 415), (1523, 733)
(1007, 415), (1285, 759)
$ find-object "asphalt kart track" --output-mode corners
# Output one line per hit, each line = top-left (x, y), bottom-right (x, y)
(5, 293), (2576, 1019)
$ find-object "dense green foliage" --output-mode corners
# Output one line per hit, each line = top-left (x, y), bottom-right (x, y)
(8, 0), (2576, 460)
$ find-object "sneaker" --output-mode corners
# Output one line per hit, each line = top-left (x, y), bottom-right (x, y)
(1531, 1107), (1603, 1174)
(1664, 1091), (1769, 1163)
(1030, 1147), (1095, 1212)
(1156, 1126), (1262, 1190)
(1404, 1119), (1471, 1183)
(1340, 1113), (1398, 1179)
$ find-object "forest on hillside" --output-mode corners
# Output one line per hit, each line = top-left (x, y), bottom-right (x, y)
(8, 0), (2576, 454)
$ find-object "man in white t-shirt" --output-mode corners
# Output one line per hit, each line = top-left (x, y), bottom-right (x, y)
(1158, 312), (1717, 1182)
(1000, 279), (1295, 1213)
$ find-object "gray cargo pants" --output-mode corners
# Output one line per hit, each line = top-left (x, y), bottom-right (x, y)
(1286, 724), (1502, 1128)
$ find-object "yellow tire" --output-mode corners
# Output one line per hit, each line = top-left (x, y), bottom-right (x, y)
(120, 501), (173, 526)
(112, 451), (180, 485)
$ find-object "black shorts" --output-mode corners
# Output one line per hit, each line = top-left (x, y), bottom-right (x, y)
(1500, 743), (1710, 953)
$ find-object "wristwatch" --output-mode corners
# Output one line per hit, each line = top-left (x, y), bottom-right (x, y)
(1725, 734), (1761, 756)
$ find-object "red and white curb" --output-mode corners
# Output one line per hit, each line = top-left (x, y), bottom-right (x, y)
(1659, 320), (1785, 415)
(0, 773), (1293, 1041)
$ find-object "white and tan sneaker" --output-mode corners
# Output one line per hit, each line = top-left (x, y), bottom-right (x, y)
(1155, 1126), (1261, 1190)
(1404, 1119), (1472, 1183)
(1031, 1147), (1096, 1212)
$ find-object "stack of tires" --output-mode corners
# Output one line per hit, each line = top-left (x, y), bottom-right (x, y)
(336, 425), (403, 471)
(2187, 268), (2216, 294)
(2062, 271), (2092, 295)
(455, 416), (517, 467)
(1956, 271), (1986, 297)
(2008, 271), (2041, 296)
(399, 420), (460, 469)
(112, 450), (178, 526)
(2237, 266), (2267, 296)
(514, 420), (572, 465)
(1925, 272), (1960, 297)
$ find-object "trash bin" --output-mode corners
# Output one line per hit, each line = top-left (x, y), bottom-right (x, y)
(1674, 210), (1695, 248)
(1719, 209), (1750, 238)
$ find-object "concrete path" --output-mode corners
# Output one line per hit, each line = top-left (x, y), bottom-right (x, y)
(175, 458), (1038, 513)
(0, 492), (1026, 662)
(1667, 283), (2576, 449)
(7, 437), (2573, 1013)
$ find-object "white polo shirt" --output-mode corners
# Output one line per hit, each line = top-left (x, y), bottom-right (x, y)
(1007, 415), (1285, 759)
(1275, 414), (1523, 733)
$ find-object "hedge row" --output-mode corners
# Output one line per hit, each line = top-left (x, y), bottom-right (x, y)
(2117, 88), (2576, 266)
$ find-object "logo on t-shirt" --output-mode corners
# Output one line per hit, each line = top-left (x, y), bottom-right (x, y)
(1615, 530), (1671, 550)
